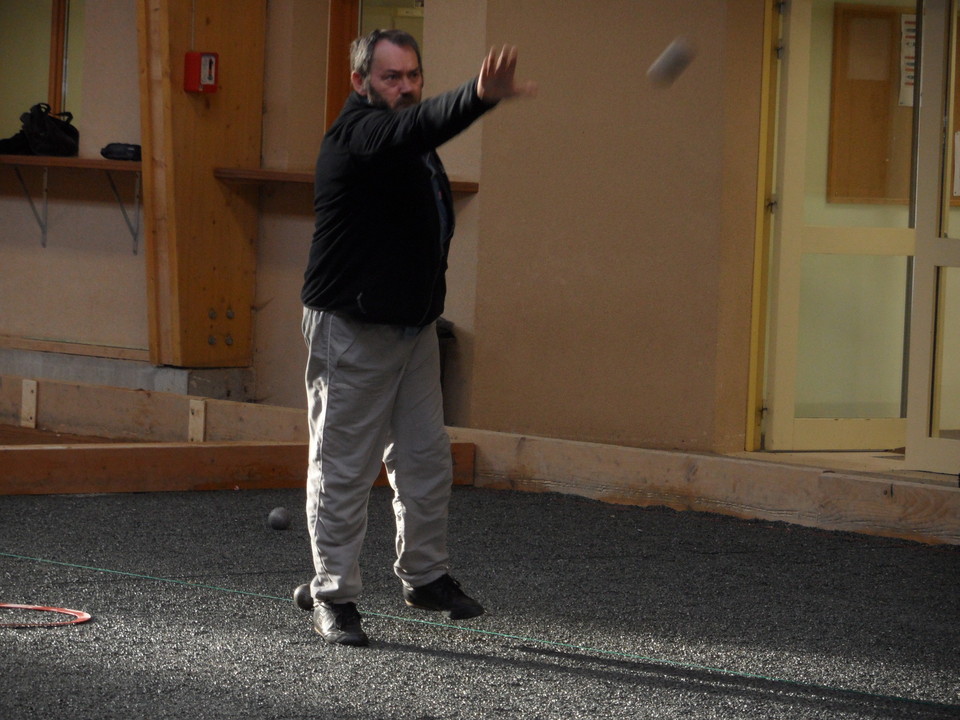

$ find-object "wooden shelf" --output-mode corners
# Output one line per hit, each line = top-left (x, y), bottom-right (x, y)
(214, 166), (312, 185)
(0, 154), (141, 173)
(214, 166), (479, 193)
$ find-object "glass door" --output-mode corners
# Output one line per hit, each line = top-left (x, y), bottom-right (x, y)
(765, 0), (917, 450)
(906, 0), (960, 473)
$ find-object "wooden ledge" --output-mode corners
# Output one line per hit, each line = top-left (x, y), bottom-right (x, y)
(0, 335), (150, 362)
(0, 154), (142, 173)
(214, 166), (479, 194)
(214, 167), (312, 184)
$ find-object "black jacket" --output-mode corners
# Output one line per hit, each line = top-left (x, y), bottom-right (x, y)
(301, 79), (495, 326)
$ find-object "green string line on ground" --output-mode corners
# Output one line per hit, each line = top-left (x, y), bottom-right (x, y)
(1, 550), (955, 712)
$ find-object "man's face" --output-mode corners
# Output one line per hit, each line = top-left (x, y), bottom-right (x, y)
(354, 40), (423, 110)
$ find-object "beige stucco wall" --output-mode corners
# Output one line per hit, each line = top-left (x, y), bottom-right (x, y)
(0, 0), (765, 455)
(467, 0), (762, 451)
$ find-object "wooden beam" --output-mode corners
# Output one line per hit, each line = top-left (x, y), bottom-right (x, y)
(139, 0), (178, 365)
(21, 378), (191, 442)
(48, 0), (68, 113)
(0, 441), (476, 495)
(138, 0), (265, 367)
(448, 427), (960, 546)
(0, 335), (150, 362)
(325, 0), (360, 129)
(0, 442), (305, 494)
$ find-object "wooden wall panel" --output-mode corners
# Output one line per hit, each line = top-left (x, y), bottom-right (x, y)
(139, 0), (266, 367)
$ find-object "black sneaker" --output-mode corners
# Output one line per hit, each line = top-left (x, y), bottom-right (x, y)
(403, 574), (485, 620)
(313, 601), (369, 646)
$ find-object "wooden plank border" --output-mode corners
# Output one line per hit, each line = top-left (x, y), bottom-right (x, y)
(1, 442), (305, 494)
(0, 375), (305, 442)
(2, 375), (955, 545)
(447, 427), (960, 546)
(0, 441), (475, 495)
(0, 375), (474, 495)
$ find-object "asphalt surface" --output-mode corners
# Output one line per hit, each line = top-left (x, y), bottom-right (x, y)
(1, 485), (958, 719)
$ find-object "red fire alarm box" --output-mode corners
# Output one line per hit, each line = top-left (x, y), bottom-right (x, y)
(184, 52), (218, 93)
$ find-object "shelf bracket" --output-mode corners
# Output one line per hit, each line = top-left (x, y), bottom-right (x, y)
(104, 170), (142, 254)
(8, 164), (140, 253)
(13, 166), (49, 247)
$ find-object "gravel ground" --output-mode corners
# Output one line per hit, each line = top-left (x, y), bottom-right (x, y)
(1, 485), (958, 719)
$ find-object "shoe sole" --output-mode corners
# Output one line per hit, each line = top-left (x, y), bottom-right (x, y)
(404, 599), (485, 620)
(313, 624), (369, 647)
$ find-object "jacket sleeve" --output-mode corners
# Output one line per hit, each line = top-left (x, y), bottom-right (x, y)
(345, 78), (497, 158)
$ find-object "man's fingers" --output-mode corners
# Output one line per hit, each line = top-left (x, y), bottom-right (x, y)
(495, 45), (517, 75)
(478, 45), (534, 101)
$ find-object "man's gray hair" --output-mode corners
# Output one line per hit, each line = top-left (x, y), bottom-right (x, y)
(350, 28), (423, 89)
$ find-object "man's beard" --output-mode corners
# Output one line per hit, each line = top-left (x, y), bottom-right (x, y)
(367, 84), (420, 111)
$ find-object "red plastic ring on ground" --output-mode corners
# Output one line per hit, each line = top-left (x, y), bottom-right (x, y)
(0, 603), (92, 627)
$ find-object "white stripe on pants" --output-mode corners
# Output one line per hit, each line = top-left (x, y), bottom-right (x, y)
(302, 308), (452, 603)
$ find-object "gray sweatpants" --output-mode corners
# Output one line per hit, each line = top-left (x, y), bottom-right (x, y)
(302, 308), (453, 603)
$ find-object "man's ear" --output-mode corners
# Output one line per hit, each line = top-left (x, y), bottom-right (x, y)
(350, 72), (366, 95)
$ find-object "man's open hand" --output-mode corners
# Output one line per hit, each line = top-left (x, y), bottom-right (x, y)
(477, 46), (537, 102)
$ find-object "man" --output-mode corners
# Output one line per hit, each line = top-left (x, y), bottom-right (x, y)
(299, 29), (535, 646)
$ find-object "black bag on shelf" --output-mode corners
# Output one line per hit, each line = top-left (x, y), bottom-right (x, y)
(18, 103), (79, 157)
(100, 143), (142, 161)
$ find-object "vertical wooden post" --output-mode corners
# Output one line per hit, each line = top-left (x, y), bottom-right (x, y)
(138, 0), (265, 368)
(188, 398), (206, 442)
(325, 0), (360, 129)
(20, 380), (38, 429)
(47, 0), (68, 112)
